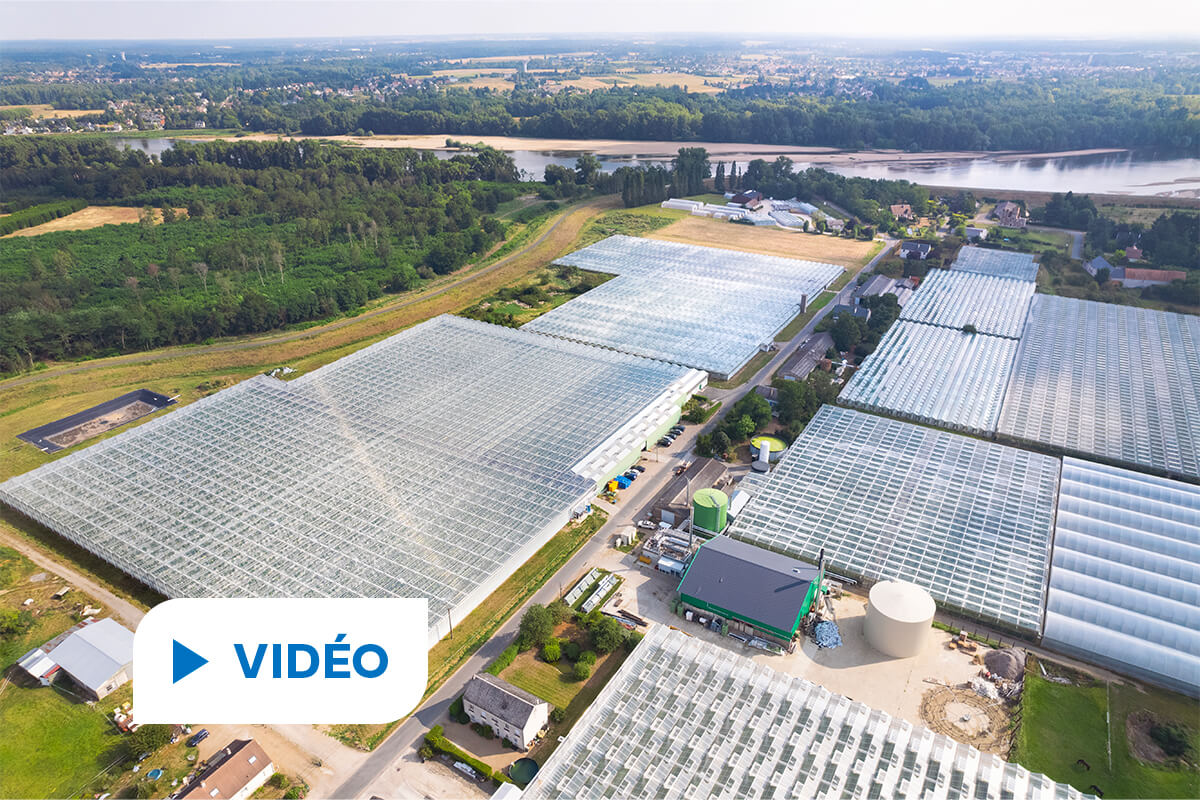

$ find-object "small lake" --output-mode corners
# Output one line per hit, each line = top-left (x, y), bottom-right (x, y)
(113, 137), (1200, 197)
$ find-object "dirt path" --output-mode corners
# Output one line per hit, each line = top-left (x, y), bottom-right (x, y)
(0, 529), (145, 627)
(0, 197), (617, 393)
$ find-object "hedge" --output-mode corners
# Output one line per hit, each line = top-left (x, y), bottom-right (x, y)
(0, 199), (87, 236)
(424, 725), (513, 784)
(485, 644), (519, 676)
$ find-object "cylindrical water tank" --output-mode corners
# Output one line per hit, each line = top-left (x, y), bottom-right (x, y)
(692, 488), (728, 533)
(864, 580), (936, 658)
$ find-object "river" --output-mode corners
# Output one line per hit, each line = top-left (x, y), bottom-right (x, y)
(112, 137), (1200, 198)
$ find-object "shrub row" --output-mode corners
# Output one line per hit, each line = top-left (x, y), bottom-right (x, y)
(0, 198), (87, 236)
(485, 644), (519, 676)
(424, 725), (512, 785)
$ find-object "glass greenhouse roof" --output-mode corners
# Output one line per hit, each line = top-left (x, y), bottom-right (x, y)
(1043, 458), (1200, 697)
(998, 295), (1200, 481)
(0, 316), (700, 644)
(728, 406), (1060, 633)
(950, 246), (1039, 281)
(524, 626), (1084, 800)
(840, 321), (1019, 436)
(524, 235), (843, 378)
(899, 269), (1034, 338)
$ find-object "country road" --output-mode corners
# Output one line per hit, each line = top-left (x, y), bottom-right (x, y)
(0, 198), (613, 392)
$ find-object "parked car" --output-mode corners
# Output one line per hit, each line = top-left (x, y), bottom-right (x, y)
(636, 520), (657, 530)
(631, 465), (646, 473)
(187, 729), (210, 747)
(623, 471), (638, 481)
(657, 438), (672, 447)
(669, 425), (685, 434)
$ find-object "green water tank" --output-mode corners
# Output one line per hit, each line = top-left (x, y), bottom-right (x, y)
(693, 488), (729, 533)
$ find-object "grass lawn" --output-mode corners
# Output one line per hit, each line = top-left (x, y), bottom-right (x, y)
(1013, 658), (1200, 799)
(502, 652), (582, 710)
(0, 684), (127, 799)
(774, 291), (835, 342)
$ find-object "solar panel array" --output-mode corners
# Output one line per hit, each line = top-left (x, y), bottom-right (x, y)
(728, 406), (1061, 633)
(524, 235), (843, 378)
(899, 269), (1034, 338)
(950, 246), (1039, 281)
(841, 322), (1019, 436)
(524, 626), (1084, 800)
(998, 295), (1200, 480)
(0, 316), (700, 645)
(1043, 458), (1200, 697)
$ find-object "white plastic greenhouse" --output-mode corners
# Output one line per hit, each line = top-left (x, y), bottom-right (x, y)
(899, 269), (1034, 338)
(727, 407), (1061, 633)
(1043, 458), (1200, 697)
(998, 295), (1200, 480)
(523, 626), (1086, 800)
(950, 246), (1039, 281)
(0, 316), (703, 646)
(840, 321), (1019, 436)
(524, 235), (843, 379)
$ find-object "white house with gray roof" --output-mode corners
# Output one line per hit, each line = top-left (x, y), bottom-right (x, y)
(462, 672), (550, 749)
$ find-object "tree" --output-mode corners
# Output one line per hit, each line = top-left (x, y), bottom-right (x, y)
(128, 724), (172, 756)
(671, 147), (710, 197)
(829, 312), (865, 352)
(962, 323), (978, 334)
(574, 153), (601, 185)
(712, 430), (732, 457)
(714, 161), (726, 193)
(572, 660), (591, 681)
(542, 639), (561, 662)
(0, 608), (33, 635)
(590, 616), (626, 654)
(191, 261), (209, 293)
(518, 604), (554, 649)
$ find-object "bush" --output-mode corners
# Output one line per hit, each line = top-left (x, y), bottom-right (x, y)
(449, 694), (469, 724)
(284, 787), (304, 800)
(563, 641), (581, 661)
(128, 724), (172, 756)
(471, 722), (495, 740)
(550, 706), (566, 724)
(572, 660), (592, 681)
(579, 650), (597, 666)
(590, 615), (627, 654)
(268, 773), (288, 789)
(625, 630), (645, 652)
(542, 639), (561, 662)
(418, 745), (434, 761)
(547, 599), (572, 623)
(425, 725), (500, 781)
(1149, 722), (1192, 758)
(0, 608), (33, 635)
(486, 644), (519, 676)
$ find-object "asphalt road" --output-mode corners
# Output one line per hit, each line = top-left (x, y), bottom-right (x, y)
(332, 237), (896, 798)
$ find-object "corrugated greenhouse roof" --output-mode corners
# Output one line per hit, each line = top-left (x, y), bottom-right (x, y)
(899, 268), (1034, 338)
(523, 626), (1086, 800)
(950, 246), (1039, 281)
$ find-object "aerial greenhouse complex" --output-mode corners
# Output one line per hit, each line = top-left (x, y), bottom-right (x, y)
(0, 316), (705, 645)
(949, 246), (1040, 281)
(1043, 458), (1200, 697)
(997, 295), (1200, 480)
(840, 322), (1019, 435)
(523, 626), (1085, 800)
(524, 235), (843, 378)
(898, 268), (1034, 338)
(727, 406), (1061, 634)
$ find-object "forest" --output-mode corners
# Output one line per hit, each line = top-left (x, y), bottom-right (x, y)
(0, 138), (525, 373)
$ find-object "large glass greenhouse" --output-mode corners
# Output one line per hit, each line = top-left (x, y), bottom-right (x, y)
(524, 235), (843, 378)
(523, 626), (1084, 800)
(950, 246), (1039, 281)
(0, 316), (703, 645)
(840, 321), (1019, 436)
(728, 407), (1061, 633)
(1043, 458), (1200, 697)
(998, 295), (1200, 481)
(899, 268), (1034, 338)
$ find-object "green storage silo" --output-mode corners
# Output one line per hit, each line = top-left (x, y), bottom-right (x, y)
(693, 488), (729, 533)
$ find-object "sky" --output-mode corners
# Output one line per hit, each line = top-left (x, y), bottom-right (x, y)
(3, 0), (1199, 41)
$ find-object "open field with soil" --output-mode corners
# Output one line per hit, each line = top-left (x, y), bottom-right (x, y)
(3, 206), (184, 238)
(0, 104), (103, 118)
(647, 215), (880, 268)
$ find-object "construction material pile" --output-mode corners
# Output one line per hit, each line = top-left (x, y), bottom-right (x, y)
(984, 647), (1026, 681)
(814, 620), (843, 649)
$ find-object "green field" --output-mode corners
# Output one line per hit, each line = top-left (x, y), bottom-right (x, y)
(503, 654), (582, 709)
(1014, 660), (1200, 799)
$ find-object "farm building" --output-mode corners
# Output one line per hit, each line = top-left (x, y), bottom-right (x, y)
(18, 617), (134, 700)
(997, 295), (1200, 480)
(677, 535), (822, 645)
(1042, 458), (1200, 697)
(463, 673), (550, 750)
(727, 407), (1060, 634)
(0, 316), (705, 646)
(840, 321), (1019, 436)
(524, 235), (842, 379)
(522, 626), (1086, 800)
(950, 246), (1039, 281)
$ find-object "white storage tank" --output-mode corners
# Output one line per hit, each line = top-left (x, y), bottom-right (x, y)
(864, 580), (936, 658)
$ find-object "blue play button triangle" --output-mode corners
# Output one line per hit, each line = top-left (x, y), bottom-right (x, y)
(172, 639), (209, 683)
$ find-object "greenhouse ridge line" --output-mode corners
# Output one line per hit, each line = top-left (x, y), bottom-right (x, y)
(0, 198), (605, 391)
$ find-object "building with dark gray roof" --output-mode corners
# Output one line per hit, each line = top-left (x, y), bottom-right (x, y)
(677, 535), (823, 644)
(462, 672), (550, 749)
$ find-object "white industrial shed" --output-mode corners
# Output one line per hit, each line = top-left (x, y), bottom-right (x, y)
(840, 321), (1019, 436)
(524, 235), (843, 379)
(899, 269), (1034, 338)
(727, 406), (1060, 634)
(523, 626), (1086, 800)
(950, 246), (1039, 282)
(0, 316), (704, 646)
(998, 295), (1200, 481)
(1043, 458), (1200, 697)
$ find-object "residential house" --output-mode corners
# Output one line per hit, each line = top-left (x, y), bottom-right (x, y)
(1125, 244), (1143, 261)
(889, 204), (915, 221)
(899, 242), (932, 260)
(176, 739), (274, 800)
(730, 190), (764, 210)
(462, 673), (550, 750)
(963, 226), (988, 241)
(994, 201), (1027, 228)
(1083, 256), (1113, 278)
(17, 617), (134, 700)
(825, 218), (846, 232)
(830, 304), (870, 323)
